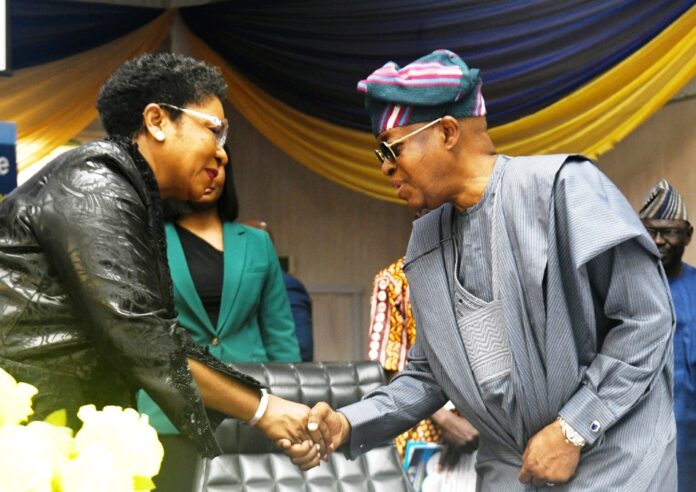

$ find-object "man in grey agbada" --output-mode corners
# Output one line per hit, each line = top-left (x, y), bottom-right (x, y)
(281, 50), (676, 491)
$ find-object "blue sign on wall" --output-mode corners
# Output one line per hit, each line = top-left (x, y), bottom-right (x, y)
(0, 121), (17, 198)
(0, 0), (8, 74)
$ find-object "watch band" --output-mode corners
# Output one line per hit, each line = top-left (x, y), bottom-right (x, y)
(557, 416), (586, 447)
(248, 389), (269, 427)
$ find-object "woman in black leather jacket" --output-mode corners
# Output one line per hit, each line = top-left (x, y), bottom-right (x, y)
(0, 53), (318, 459)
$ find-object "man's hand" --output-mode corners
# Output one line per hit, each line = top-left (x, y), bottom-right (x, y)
(432, 408), (479, 449)
(306, 402), (351, 453)
(277, 401), (351, 470)
(255, 394), (311, 443)
(432, 409), (479, 470)
(518, 420), (582, 487)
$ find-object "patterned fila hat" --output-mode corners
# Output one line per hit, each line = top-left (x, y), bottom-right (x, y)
(357, 49), (486, 136)
(639, 179), (689, 222)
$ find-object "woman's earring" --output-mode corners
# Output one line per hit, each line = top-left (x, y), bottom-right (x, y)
(154, 130), (166, 142)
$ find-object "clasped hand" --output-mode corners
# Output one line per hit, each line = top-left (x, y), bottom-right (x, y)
(274, 402), (350, 470)
(263, 401), (583, 481)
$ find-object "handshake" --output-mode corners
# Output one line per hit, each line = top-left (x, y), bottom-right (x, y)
(254, 396), (352, 470)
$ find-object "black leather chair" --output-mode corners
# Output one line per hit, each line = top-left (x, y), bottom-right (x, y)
(191, 361), (415, 492)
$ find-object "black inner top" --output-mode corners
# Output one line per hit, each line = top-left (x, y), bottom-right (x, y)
(176, 223), (224, 327)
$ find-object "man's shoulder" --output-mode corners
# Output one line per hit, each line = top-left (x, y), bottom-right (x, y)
(506, 153), (587, 167)
(283, 272), (308, 292)
(504, 154), (621, 208)
(682, 262), (696, 278)
(498, 154), (587, 207)
(503, 154), (592, 184)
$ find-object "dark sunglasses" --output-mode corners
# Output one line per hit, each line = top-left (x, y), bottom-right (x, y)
(374, 118), (443, 164)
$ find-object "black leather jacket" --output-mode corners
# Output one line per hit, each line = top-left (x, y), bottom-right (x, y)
(0, 139), (259, 457)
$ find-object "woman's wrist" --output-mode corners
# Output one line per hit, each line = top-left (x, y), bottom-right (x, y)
(247, 389), (269, 426)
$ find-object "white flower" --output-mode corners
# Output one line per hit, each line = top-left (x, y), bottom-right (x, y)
(0, 368), (38, 426)
(59, 442), (133, 492)
(0, 421), (73, 492)
(74, 405), (163, 481)
(0, 371), (163, 492)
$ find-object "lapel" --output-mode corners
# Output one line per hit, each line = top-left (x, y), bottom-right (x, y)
(404, 206), (490, 421)
(165, 223), (215, 333)
(215, 222), (248, 332)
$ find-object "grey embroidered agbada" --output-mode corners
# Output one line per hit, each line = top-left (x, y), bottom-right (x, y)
(341, 155), (676, 491)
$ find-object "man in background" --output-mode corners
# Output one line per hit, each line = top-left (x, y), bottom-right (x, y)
(640, 179), (695, 491)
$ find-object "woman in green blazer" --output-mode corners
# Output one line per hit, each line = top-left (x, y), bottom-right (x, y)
(138, 157), (300, 432)
(138, 156), (300, 489)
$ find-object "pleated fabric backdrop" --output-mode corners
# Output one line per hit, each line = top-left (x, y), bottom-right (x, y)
(2, 1), (694, 202)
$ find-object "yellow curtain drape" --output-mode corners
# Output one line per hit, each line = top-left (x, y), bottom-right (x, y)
(187, 5), (696, 204)
(0, 11), (174, 171)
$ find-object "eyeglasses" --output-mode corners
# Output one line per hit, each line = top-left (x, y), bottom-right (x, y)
(374, 118), (443, 164)
(158, 103), (229, 148)
(645, 227), (687, 240)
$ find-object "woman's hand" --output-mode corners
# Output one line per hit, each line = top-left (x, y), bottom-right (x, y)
(255, 394), (312, 443)
(276, 401), (351, 469)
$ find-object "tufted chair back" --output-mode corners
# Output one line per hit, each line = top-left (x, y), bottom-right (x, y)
(192, 361), (415, 491)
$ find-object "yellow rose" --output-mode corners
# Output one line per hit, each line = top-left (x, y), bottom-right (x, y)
(73, 405), (163, 484)
(0, 368), (38, 426)
(0, 421), (73, 492)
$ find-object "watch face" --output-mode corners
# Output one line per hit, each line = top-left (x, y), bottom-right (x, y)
(567, 433), (584, 445)
(558, 417), (585, 446)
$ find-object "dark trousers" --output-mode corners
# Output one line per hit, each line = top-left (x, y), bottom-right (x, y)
(154, 435), (200, 492)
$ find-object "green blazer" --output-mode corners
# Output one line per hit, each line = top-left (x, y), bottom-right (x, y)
(138, 221), (300, 433)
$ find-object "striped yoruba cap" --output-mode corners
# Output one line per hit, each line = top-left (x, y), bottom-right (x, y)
(639, 179), (689, 222)
(357, 49), (486, 136)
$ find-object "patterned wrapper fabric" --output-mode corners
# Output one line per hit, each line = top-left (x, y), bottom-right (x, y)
(368, 257), (442, 458)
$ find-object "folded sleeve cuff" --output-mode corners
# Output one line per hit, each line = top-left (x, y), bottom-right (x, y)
(339, 400), (387, 459)
(559, 385), (617, 446)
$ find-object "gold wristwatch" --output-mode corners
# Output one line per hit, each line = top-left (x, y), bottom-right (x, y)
(557, 416), (586, 447)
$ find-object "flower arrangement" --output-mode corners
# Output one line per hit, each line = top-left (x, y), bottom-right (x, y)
(0, 368), (163, 492)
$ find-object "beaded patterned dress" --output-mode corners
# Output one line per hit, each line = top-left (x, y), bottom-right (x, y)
(368, 257), (441, 458)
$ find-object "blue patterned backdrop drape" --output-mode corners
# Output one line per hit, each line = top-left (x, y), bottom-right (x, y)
(4, 0), (695, 200)
(179, 0), (694, 129)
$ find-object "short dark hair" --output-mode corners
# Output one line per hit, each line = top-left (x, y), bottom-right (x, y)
(97, 53), (227, 138)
